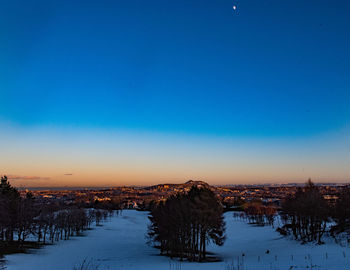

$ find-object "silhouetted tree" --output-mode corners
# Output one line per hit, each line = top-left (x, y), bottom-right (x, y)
(148, 186), (225, 261)
(0, 175), (111, 255)
(244, 201), (276, 226)
(332, 186), (350, 234)
(280, 179), (330, 244)
(0, 175), (20, 242)
(17, 192), (37, 244)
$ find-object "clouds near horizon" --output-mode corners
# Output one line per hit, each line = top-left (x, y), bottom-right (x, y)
(6, 174), (51, 181)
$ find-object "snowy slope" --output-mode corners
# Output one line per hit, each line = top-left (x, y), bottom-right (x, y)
(4, 210), (350, 270)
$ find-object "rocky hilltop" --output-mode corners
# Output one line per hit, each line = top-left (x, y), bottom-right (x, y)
(144, 180), (212, 193)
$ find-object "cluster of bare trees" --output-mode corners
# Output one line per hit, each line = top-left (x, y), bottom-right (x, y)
(148, 186), (225, 261)
(232, 180), (350, 245)
(35, 207), (112, 244)
(332, 186), (350, 235)
(280, 180), (350, 244)
(0, 175), (112, 253)
(243, 201), (277, 226)
(279, 180), (330, 244)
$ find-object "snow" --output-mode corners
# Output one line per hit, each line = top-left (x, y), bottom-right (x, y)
(4, 210), (350, 270)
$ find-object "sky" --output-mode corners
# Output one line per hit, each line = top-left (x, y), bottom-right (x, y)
(0, 0), (350, 187)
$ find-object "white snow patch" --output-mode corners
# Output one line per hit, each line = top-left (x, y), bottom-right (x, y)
(4, 211), (350, 270)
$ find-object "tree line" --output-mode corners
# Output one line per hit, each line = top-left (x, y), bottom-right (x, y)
(148, 186), (225, 261)
(242, 200), (277, 227)
(279, 179), (350, 244)
(233, 179), (350, 245)
(0, 175), (114, 254)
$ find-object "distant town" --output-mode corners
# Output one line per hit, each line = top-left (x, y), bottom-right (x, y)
(18, 180), (346, 210)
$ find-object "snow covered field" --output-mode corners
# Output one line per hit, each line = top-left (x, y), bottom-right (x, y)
(3, 210), (350, 270)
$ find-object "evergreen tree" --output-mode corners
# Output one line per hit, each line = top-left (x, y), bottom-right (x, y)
(0, 175), (20, 242)
(332, 186), (350, 234)
(280, 179), (329, 244)
(148, 186), (225, 261)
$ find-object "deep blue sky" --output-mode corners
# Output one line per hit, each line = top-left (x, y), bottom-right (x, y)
(1, 0), (349, 137)
(1, 1), (350, 186)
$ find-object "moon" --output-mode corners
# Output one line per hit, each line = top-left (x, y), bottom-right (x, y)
(233, 5), (237, 10)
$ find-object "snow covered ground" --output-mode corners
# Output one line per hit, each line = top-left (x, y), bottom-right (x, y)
(3, 210), (350, 270)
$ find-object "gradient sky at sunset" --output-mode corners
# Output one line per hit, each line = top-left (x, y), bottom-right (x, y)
(1, 0), (350, 187)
